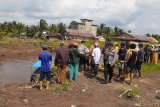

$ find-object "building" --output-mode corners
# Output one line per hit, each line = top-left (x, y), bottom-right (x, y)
(69, 19), (97, 36)
(46, 33), (62, 40)
(64, 29), (95, 40)
(114, 33), (152, 42)
(95, 36), (105, 42)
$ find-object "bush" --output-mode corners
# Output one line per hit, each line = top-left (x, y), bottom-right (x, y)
(50, 80), (70, 93)
(118, 87), (139, 100)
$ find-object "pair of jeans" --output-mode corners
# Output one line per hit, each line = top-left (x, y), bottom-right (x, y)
(69, 63), (79, 81)
(79, 54), (86, 71)
(92, 64), (99, 76)
(104, 64), (114, 81)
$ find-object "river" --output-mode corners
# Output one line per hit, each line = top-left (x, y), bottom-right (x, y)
(0, 58), (36, 85)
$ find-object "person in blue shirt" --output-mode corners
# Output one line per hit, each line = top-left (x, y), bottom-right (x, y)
(39, 45), (52, 90)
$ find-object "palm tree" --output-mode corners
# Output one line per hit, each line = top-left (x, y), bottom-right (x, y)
(57, 23), (66, 34)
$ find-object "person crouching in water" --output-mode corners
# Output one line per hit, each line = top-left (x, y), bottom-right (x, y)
(39, 45), (52, 90)
(55, 42), (69, 84)
(117, 42), (127, 82)
(103, 42), (117, 83)
(69, 42), (80, 81)
(91, 42), (101, 78)
(125, 44), (137, 85)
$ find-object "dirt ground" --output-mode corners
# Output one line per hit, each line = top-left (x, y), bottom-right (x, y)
(0, 45), (41, 59)
(0, 71), (160, 107)
(0, 46), (160, 107)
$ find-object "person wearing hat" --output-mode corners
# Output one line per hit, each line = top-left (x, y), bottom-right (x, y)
(78, 40), (89, 72)
(39, 45), (52, 90)
(55, 42), (69, 84)
(91, 42), (101, 77)
(69, 42), (80, 81)
(103, 42), (118, 83)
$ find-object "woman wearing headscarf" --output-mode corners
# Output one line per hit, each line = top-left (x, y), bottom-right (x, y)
(152, 45), (158, 64)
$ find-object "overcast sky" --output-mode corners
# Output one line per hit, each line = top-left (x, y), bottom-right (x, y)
(0, 0), (160, 34)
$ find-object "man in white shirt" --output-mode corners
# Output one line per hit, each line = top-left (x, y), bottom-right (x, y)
(92, 42), (101, 77)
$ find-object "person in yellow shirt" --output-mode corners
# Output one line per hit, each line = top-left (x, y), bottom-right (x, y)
(114, 43), (119, 52)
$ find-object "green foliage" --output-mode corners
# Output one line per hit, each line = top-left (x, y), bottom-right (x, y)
(50, 81), (70, 93)
(51, 66), (58, 77)
(141, 61), (160, 74)
(126, 87), (139, 99)
(118, 87), (139, 100)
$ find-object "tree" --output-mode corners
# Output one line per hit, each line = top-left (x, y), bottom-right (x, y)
(48, 24), (59, 33)
(57, 23), (66, 34)
(39, 19), (48, 33)
(128, 30), (132, 33)
(114, 26), (124, 36)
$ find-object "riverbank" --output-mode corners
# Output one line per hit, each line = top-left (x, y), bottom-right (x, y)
(0, 37), (160, 107)
(0, 72), (160, 107)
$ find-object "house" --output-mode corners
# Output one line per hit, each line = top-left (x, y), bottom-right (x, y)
(148, 37), (158, 43)
(95, 36), (105, 42)
(66, 19), (97, 40)
(46, 33), (62, 40)
(64, 29), (95, 40)
(114, 33), (152, 42)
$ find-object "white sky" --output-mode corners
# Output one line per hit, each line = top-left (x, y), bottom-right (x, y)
(0, 0), (160, 34)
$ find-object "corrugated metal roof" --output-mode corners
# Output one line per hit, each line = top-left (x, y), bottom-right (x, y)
(115, 33), (152, 42)
(131, 34), (150, 42)
(66, 29), (95, 38)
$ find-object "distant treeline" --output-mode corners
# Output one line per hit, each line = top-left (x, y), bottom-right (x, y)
(0, 19), (160, 42)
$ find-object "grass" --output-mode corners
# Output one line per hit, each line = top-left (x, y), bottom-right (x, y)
(49, 81), (70, 93)
(141, 61), (160, 74)
(118, 87), (139, 100)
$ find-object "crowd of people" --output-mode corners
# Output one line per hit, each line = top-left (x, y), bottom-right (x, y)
(38, 40), (159, 90)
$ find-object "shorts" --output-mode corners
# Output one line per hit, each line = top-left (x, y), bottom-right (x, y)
(126, 65), (135, 74)
(117, 61), (125, 70)
(39, 71), (51, 81)
(135, 61), (142, 70)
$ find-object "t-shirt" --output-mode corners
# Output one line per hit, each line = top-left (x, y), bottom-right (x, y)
(92, 47), (101, 64)
(127, 51), (137, 67)
(39, 52), (52, 72)
(137, 48), (144, 62)
(55, 47), (69, 65)
(69, 48), (80, 64)
(118, 48), (127, 61)
(78, 44), (89, 55)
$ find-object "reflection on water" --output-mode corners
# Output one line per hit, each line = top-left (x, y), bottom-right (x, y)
(0, 58), (35, 85)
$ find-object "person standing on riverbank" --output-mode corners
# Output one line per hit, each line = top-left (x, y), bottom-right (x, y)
(78, 40), (89, 72)
(117, 42), (127, 82)
(55, 42), (69, 84)
(135, 43), (144, 79)
(103, 42), (117, 83)
(91, 42), (101, 78)
(125, 44), (137, 85)
(69, 42), (80, 81)
(39, 45), (52, 90)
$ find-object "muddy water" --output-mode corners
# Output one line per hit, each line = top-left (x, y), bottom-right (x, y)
(0, 58), (35, 85)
